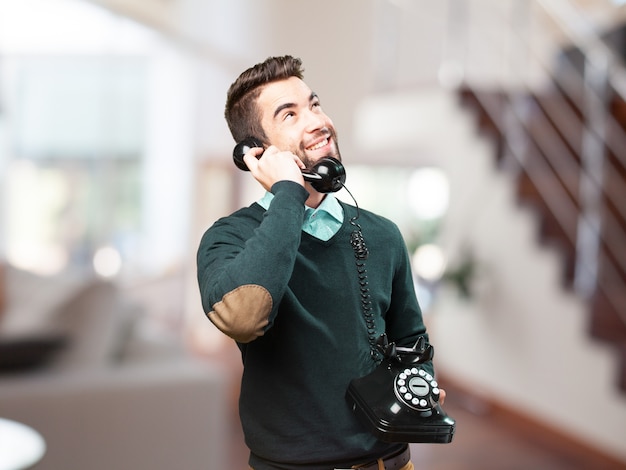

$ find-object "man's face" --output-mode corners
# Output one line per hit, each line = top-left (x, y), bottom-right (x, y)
(257, 77), (341, 168)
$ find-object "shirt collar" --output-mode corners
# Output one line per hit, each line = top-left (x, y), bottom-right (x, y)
(258, 191), (343, 223)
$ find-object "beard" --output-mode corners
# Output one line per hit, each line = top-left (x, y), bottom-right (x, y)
(296, 128), (341, 169)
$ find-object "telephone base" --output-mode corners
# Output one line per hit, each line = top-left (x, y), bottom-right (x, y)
(346, 361), (456, 444)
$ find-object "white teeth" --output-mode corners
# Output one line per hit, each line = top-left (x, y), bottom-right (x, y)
(307, 138), (328, 151)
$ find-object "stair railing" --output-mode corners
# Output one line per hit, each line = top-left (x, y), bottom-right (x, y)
(449, 0), (626, 327)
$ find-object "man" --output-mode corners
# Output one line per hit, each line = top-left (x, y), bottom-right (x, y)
(197, 55), (444, 469)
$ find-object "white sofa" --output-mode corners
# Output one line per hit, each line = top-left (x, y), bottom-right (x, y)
(0, 267), (228, 470)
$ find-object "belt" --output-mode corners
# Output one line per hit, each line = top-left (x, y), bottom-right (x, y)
(338, 445), (410, 470)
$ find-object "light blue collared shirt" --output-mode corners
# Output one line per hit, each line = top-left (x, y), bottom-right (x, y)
(258, 192), (344, 241)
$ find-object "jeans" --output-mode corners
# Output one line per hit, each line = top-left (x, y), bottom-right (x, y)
(248, 461), (414, 469)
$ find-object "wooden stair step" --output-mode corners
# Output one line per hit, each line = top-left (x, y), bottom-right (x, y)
(459, 84), (626, 394)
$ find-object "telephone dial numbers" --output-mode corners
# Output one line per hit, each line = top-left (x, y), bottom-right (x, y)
(394, 367), (440, 411)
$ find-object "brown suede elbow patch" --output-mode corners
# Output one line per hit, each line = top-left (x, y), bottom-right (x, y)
(208, 284), (272, 343)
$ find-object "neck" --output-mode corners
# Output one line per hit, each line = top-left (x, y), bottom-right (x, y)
(305, 187), (326, 208)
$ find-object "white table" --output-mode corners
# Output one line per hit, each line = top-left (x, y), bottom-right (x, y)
(0, 418), (46, 470)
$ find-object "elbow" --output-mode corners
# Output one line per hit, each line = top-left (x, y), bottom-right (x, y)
(206, 284), (273, 343)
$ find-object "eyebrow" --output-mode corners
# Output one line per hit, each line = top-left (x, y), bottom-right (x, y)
(272, 92), (319, 119)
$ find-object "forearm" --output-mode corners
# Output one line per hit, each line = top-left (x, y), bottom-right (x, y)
(197, 181), (308, 342)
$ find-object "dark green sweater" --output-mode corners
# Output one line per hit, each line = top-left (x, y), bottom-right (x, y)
(197, 181), (432, 469)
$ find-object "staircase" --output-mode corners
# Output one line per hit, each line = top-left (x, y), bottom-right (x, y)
(457, 17), (626, 393)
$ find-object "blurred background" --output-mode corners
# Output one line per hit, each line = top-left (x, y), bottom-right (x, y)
(1, 0), (626, 468)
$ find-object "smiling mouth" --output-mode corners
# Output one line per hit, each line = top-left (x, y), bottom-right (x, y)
(306, 138), (329, 151)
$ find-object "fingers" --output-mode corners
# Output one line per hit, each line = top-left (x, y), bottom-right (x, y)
(241, 146), (265, 171)
(243, 146), (304, 191)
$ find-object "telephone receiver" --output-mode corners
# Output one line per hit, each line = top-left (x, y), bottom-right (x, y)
(346, 333), (456, 444)
(232, 136), (346, 193)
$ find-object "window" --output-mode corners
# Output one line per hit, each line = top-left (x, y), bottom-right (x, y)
(0, 0), (191, 278)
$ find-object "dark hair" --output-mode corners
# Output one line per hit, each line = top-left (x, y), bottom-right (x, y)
(225, 55), (305, 143)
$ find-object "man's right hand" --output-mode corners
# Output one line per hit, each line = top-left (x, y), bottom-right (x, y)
(243, 145), (306, 192)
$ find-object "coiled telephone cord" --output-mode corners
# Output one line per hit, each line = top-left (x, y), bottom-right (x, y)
(342, 183), (381, 363)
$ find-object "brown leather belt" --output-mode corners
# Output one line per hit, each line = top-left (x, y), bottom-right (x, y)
(343, 445), (410, 470)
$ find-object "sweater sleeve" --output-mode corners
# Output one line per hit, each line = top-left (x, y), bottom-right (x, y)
(196, 181), (309, 343)
(383, 223), (435, 377)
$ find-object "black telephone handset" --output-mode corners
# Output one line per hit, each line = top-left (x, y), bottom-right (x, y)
(232, 137), (346, 193)
(346, 334), (456, 444)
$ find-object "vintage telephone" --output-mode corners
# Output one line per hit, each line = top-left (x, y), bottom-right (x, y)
(346, 333), (456, 444)
(232, 137), (346, 193)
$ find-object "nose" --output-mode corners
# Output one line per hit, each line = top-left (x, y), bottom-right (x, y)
(304, 109), (328, 132)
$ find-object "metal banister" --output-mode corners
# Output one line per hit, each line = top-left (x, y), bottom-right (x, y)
(535, 0), (626, 101)
(453, 0), (626, 327)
